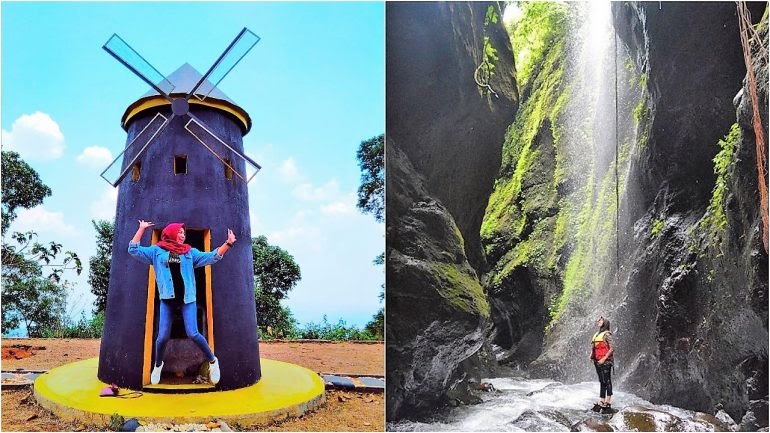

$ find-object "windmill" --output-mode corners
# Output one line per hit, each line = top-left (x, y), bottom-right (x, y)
(97, 28), (265, 391)
(100, 28), (262, 186)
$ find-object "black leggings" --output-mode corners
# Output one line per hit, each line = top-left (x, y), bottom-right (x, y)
(595, 362), (613, 398)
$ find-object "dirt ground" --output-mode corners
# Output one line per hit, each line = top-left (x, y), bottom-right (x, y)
(1, 339), (384, 432)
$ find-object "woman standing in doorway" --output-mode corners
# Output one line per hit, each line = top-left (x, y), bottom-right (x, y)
(128, 220), (236, 385)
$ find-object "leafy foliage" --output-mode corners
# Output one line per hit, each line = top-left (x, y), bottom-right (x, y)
(89, 219), (114, 314)
(701, 123), (741, 244)
(651, 218), (665, 238)
(108, 413), (125, 432)
(252, 235), (301, 335)
(42, 311), (105, 338)
(255, 285), (300, 339)
(1, 152), (82, 337)
(2, 231), (83, 337)
(1, 151), (52, 234)
(364, 307), (384, 340)
(356, 134), (384, 222)
(299, 315), (379, 341)
(509, 2), (570, 88)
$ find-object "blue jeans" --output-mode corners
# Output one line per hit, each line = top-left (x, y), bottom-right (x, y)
(154, 300), (215, 367)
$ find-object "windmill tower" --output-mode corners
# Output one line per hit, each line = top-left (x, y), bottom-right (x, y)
(97, 29), (263, 391)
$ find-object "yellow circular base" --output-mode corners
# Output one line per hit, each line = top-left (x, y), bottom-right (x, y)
(34, 358), (325, 426)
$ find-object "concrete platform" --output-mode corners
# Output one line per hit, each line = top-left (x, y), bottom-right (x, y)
(34, 357), (325, 426)
(321, 374), (384, 393)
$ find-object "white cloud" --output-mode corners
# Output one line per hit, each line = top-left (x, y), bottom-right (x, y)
(90, 187), (119, 220)
(320, 200), (357, 216)
(268, 225), (325, 253)
(278, 157), (300, 182)
(1, 112), (65, 161)
(292, 179), (341, 202)
(76, 146), (113, 168)
(13, 206), (79, 237)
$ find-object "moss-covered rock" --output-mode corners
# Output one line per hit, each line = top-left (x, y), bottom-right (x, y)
(481, 2), (645, 366)
(387, 143), (492, 421)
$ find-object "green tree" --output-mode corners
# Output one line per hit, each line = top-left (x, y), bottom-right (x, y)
(355, 134), (385, 340)
(252, 235), (301, 336)
(88, 219), (114, 314)
(1, 151), (52, 235)
(356, 134), (384, 222)
(2, 231), (82, 336)
(1, 152), (81, 337)
(364, 308), (384, 340)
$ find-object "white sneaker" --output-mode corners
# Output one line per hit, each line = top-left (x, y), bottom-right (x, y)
(151, 361), (164, 385)
(209, 358), (220, 385)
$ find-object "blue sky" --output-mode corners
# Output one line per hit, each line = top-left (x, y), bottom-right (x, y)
(1, 2), (385, 330)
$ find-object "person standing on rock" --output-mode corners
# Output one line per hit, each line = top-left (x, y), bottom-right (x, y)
(590, 316), (615, 413)
(128, 220), (236, 385)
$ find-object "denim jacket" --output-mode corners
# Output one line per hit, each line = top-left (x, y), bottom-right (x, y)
(128, 242), (222, 304)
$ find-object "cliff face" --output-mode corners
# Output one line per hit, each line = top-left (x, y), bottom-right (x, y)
(385, 1), (518, 421)
(609, 2), (769, 424)
(386, 144), (491, 420)
(387, 1), (518, 271)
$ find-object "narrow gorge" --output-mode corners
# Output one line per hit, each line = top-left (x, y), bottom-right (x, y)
(386, 2), (769, 431)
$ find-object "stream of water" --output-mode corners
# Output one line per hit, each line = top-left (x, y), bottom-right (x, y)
(389, 376), (735, 432)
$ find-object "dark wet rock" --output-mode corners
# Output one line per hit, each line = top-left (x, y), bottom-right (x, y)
(570, 418), (614, 432)
(693, 412), (732, 432)
(750, 400), (769, 427)
(513, 409), (572, 431)
(386, 1), (518, 422)
(738, 400), (769, 433)
(387, 1), (518, 272)
(715, 409), (739, 431)
(386, 144), (492, 421)
(612, 405), (683, 432)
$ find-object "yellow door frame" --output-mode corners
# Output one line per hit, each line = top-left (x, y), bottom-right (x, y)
(142, 229), (214, 386)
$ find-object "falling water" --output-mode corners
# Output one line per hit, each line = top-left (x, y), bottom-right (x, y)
(528, 0), (648, 384)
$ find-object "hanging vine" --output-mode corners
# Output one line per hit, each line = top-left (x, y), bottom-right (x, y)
(475, 4), (500, 98)
(737, 1), (768, 253)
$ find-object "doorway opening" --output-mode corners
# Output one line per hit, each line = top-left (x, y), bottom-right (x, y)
(142, 228), (215, 391)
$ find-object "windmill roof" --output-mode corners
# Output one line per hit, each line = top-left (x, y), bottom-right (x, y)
(121, 63), (252, 134)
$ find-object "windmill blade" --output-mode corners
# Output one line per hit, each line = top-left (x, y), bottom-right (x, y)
(103, 34), (176, 101)
(184, 115), (261, 183)
(101, 113), (172, 186)
(188, 28), (260, 101)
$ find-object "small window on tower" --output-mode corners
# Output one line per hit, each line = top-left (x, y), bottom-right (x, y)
(132, 162), (141, 181)
(224, 159), (233, 180)
(174, 155), (187, 175)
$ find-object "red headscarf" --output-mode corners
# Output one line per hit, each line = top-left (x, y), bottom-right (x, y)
(155, 223), (191, 254)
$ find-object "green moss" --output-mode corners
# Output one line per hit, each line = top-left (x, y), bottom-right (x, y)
(633, 96), (649, 125)
(510, 2), (570, 88)
(429, 262), (490, 318)
(550, 157), (628, 324)
(482, 32), (567, 245)
(700, 123), (741, 244)
(651, 218), (665, 238)
(638, 72), (648, 90)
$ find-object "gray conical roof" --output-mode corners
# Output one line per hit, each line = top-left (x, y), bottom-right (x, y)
(121, 63), (251, 134)
(139, 63), (237, 103)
